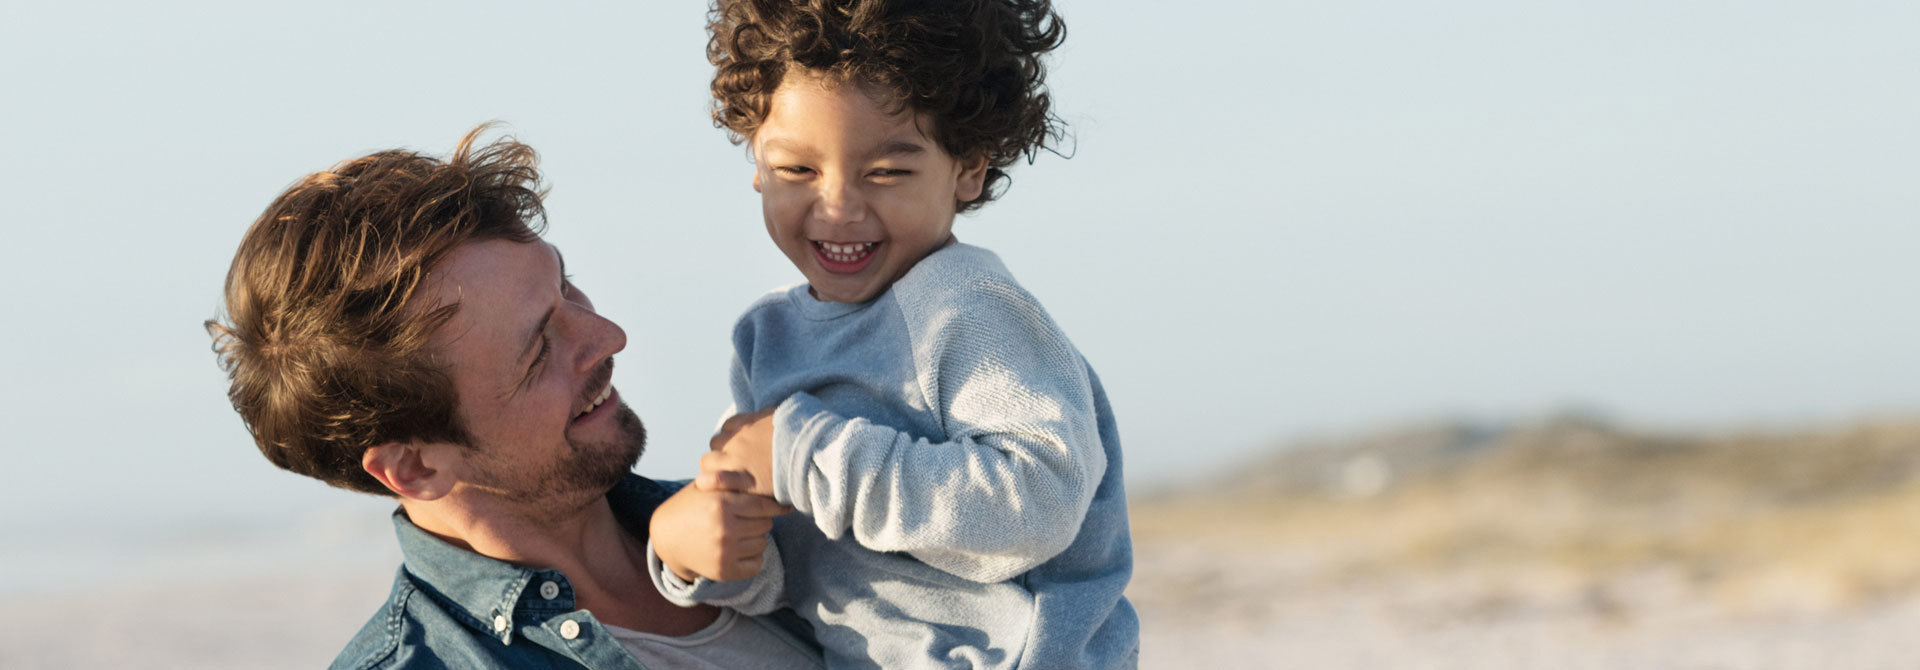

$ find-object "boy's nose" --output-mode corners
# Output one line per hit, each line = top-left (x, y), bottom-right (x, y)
(812, 178), (867, 225)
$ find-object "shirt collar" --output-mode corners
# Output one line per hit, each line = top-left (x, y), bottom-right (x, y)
(389, 473), (684, 644)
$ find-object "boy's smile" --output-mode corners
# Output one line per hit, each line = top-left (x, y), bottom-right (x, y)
(751, 72), (987, 304)
(813, 239), (880, 274)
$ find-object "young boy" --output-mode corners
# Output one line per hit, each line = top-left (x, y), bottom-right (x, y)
(648, 1), (1138, 667)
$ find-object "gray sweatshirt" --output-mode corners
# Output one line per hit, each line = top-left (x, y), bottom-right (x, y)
(649, 243), (1138, 669)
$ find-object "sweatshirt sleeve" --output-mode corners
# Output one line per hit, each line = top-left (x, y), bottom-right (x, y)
(645, 538), (787, 615)
(768, 276), (1105, 584)
(640, 343), (792, 614)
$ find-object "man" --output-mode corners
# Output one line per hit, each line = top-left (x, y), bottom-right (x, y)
(207, 127), (821, 668)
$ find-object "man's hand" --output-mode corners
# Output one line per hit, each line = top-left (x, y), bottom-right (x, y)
(702, 407), (779, 498)
(650, 470), (791, 583)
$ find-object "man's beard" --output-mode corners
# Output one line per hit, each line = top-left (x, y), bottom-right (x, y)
(465, 402), (647, 513)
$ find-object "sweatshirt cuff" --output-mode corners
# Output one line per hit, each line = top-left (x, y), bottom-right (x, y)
(771, 392), (831, 515)
(646, 539), (752, 606)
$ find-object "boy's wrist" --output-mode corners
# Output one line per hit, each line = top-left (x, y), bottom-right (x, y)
(646, 539), (699, 586)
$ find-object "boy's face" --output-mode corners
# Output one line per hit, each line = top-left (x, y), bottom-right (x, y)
(751, 74), (988, 304)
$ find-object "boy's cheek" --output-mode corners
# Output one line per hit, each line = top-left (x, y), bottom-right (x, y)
(760, 188), (813, 221)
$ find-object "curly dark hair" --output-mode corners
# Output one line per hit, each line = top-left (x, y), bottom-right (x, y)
(707, 0), (1067, 212)
(206, 125), (546, 495)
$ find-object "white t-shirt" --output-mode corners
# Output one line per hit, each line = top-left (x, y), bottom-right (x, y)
(602, 608), (824, 669)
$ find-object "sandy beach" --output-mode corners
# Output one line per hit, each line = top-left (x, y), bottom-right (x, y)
(1128, 528), (1919, 669)
(6, 416), (1914, 668)
(4, 536), (1910, 669)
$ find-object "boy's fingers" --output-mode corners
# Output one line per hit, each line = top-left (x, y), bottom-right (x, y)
(731, 536), (768, 562)
(708, 423), (737, 451)
(723, 492), (791, 518)
(710, 407), (776, 452)
(710, 411), (762, 450)
(724, 554), (763, 581)
(698, 469), (756, 493)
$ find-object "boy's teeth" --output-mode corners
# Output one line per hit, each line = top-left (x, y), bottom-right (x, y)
(819, 241), (875, 262)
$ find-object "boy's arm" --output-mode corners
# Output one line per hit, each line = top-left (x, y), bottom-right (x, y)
(645, 473), (789, 615)
(646, 539), (786, 615)
(644, 350), (788, 614)
(714, 288), (1106, 584)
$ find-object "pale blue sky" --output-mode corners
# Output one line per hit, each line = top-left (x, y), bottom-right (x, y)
(2, 0), (1917, 542)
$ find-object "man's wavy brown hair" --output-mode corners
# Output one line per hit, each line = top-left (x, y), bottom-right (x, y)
(206, 125), (546, 496)
(708, 0), (1067, 212)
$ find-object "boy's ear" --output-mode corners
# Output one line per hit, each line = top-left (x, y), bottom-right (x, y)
(954, 155), (989, 203)
(752, 166), (763, 193)
(362, 442), (460, 501)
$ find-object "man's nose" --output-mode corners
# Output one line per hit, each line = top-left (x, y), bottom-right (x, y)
(567, 307), (627, 373)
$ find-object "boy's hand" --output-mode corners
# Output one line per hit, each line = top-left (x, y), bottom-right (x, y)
(703, 407), (778, 498)
(650, 472), (791, 583)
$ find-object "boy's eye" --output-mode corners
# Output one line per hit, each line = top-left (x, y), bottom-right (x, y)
(870, 168), (912, 181)
(774, 166), (814, 177)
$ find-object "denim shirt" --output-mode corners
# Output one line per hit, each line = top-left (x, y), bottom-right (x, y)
(330, 475), (821, 669)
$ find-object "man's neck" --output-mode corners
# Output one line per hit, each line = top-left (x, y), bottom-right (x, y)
(400, 493), (718, 635)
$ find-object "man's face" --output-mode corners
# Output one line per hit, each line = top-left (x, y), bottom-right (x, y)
(425, 238), (644, 511)
(750, 73), (987, 304)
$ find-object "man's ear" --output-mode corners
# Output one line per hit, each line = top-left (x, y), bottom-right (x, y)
(954, 155), (989, 203)
(363, 442), (460, 501)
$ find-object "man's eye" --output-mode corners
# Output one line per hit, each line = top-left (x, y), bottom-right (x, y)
(530, 334), (552, 370)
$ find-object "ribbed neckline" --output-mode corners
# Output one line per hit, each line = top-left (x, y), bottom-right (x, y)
(785, 283), (874, 321)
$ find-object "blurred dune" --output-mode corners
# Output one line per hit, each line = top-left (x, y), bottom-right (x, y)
(1128, 414), (1920, 668)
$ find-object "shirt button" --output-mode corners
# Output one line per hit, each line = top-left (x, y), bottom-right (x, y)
(539, 581), (560, 600)
(492, 614), (508, 633)
(560, 619), (581, 640)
